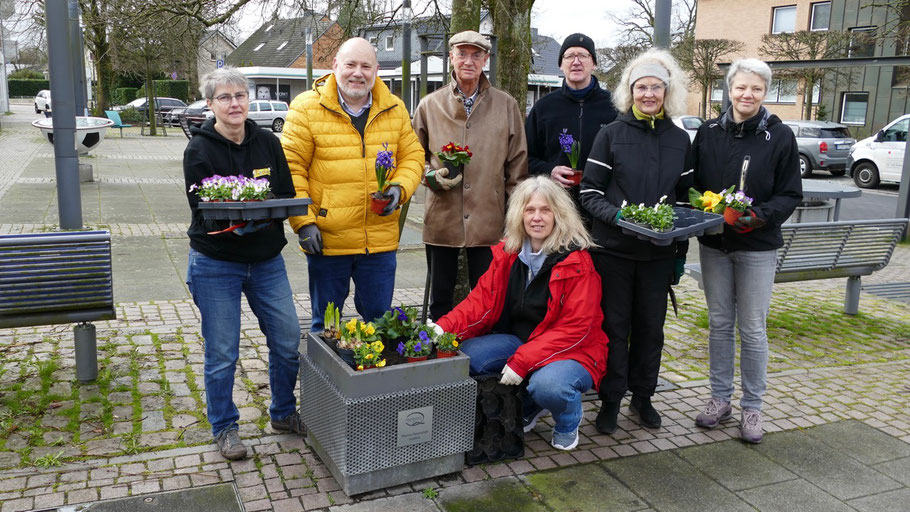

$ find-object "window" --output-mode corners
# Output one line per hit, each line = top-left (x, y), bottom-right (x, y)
(248, 103), (258, 112)
(253, 42), (265, 51)
(369, 36), (378, 49)
(710, 79), (724, 102)
(385, 35), (394, 51)
(766, 79), (799, 103)
(810, 2), (830, 31)
(772, 5), (797, 34)
(276, 41), (288, 51)
(272, 102), (288, 111)
(682, 117), (703, 130)
(259, 102), (272, 112)
(882, 119), (908, 142)
(849, 27), (876, 57)
(840, 92), (868, 125)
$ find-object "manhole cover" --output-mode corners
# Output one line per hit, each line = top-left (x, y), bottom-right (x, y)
(51, 483), (242, 512)
(863, 282), (910, 304)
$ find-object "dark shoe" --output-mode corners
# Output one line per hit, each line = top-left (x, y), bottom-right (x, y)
(272, 411), (306, 435)
(595, 400), (621, 435)
(215, 428), (247, 460)
(522, 405), (549, 433)
(629, 395), (661, 429)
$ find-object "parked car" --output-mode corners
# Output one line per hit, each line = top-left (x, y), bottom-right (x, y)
(165, 99), (209, 127)
(204, 99), (289, 132)
(847, 114), (909, 189)
(782, 120), (855, 178)
(34, 90), (51, 114)
(672, 115), (703, 142)
(113, 97), (188, 117)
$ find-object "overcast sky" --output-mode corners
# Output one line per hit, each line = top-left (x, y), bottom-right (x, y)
(531, 0), (635, 47)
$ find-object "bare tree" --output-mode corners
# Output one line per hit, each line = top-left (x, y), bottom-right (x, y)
(608, 0), (697, 47)
(451, 0), (481, 33)
(674, 36), (744, 119)
(489, 0), (534, 107)
(759, 30), (853, 119)
(595, 42), (647, 91)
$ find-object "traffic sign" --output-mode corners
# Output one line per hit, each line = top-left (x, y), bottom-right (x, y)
(216, 59), (224, 68)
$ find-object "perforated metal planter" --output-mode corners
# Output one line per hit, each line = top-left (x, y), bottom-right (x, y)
(300, 333), (476, 496)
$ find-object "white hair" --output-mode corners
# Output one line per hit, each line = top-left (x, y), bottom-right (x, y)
(726, 58), (773, 91)
(613, 48), (689, 118)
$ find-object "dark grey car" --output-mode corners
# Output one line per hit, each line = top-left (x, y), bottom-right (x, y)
(783, 120), (855, 178)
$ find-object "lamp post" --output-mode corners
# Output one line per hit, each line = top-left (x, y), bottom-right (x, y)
(306, 28), (313, 90)
(401, 0), (412, 112)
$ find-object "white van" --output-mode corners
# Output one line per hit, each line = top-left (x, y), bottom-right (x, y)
(847, 114), (909, 189)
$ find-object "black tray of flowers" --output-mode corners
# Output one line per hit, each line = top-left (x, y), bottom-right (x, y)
(198, 197), (312, 221)
(618, 207), (724, 246)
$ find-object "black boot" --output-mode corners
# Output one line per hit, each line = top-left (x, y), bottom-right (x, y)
(630, 394), (661, 429)
(595, 400), (621, 435)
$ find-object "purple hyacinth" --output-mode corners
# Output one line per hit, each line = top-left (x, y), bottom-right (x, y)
(559, 128), (574, 154)
(376, 142), (395, 171)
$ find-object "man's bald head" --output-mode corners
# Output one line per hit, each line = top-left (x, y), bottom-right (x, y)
(333, 37), (379, 104)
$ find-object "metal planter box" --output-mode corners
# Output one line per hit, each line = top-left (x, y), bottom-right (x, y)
(300, 332), (476, 496)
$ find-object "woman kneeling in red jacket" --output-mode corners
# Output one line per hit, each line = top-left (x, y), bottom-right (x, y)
(435, 175), (608, 450)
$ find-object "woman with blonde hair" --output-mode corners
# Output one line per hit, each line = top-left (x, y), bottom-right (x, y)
(579, 48), (693, 435)
(435, 175), (608, 451)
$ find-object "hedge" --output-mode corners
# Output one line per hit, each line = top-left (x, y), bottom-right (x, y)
(153, 80), (189, 102)
(117, 107), (145, 124)
(9, 79), (50, 97)
(112, 87), (138, 106)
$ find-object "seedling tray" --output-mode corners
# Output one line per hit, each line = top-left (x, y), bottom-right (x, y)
(618, 207), (724, 246)
(198, 197), (312, 221)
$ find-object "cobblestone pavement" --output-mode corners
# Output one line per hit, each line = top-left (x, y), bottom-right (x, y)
(1, 101), (909, 511)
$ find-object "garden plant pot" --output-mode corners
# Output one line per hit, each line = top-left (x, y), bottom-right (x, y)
(436, 350), (457, 359)
(300, 332), (476, 495)
(337, 348), (356, 368)
(443, 161), (463, 180)
(568, 170), (583, 186)
(724, 207), (744, 226)
(370, 193), (391, 215)
(407, 355), (429, 363)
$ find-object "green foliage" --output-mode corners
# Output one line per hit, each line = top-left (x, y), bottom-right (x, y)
(8, 79), (49, 97)
(815, 103), (828, 121)
(423, 487), (439, 499)
(112, 87), (138, 106)
(153, 80), (190, 102)
(9, 69), (44, 79)
(33, 450), (65, 468)
(117, 107), (144, 124)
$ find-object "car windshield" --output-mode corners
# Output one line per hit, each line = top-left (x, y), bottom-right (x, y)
(682, 117), (703, 130)
(127, 98), (146, 107)
(188, 100), (207, 109)
(799, 126), (852, 138)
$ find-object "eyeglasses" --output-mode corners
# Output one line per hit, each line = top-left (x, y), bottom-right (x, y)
(454, 50), (487, 62)
(213, 92), (249, 105)
(563, 53), (592, 63)
(633, 83), (666, 94)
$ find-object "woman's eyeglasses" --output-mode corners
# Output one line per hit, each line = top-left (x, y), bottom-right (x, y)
(214, 92), (250, 105)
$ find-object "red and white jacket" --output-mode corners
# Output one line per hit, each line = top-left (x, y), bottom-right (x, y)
(437, 242), (609, 389)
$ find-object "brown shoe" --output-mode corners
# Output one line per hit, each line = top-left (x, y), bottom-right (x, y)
(272, 412), (306, 435)
(215, 428), (247, 460)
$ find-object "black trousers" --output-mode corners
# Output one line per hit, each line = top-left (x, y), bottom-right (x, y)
(425, 244), (493, 320)
(591, 252), (674, 402)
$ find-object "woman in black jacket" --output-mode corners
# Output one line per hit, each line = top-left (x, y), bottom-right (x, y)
(183, 67), (304, 461)
(580, 48), (693, 435)
(690, 58), (802, 444)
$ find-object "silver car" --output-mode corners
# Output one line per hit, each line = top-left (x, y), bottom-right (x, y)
(205, 100), (288, 132)
(783, 120), (855, 178)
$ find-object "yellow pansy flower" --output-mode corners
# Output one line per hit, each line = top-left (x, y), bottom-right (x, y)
(372, 341), (384, 352)
(345, 318), (358, 333)
(376, 359), (386, 368)
(364, 323), (376, 336)
(452, 340), (459, 348)
(365, 353), (374, 360)
(357, 364), (364, 370)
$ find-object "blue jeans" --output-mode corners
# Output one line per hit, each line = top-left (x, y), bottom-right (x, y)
(699, 245), (777, 410)
(460, 334), (593, 434)
(186, 249), (301, 436)
(306, 251), (396, 331)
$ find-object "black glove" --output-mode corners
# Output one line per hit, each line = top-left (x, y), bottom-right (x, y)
(672, 257), (686, 285)
(297, 223), (323, 254)
(380, 186), (401, 216)
(733, 209), (766, 233)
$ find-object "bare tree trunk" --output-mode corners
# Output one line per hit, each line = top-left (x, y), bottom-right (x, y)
(451, 0), (481, 33)
(492, 0), (534, 107)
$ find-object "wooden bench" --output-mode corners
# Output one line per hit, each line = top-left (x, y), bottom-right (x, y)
(685, 218), (909, 315)
(0, 231), (115, 380)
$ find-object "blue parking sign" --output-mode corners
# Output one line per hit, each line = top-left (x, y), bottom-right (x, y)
(216, 59), (224, 68)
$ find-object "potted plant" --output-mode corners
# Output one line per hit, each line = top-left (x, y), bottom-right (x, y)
(722, 189), (753, 226)
(644, 199), (676, 232)
(396, 327), (433, 362)
(559, 128), (582, 185)
(370, 142), (398, 215)
(191, 174), (311, 221)
(339, 318), (385, 370)
(689, 187), (729, 214)
(435, 142), (472, 180)
(434, 331), (460, 358)
(373, 305), (419, 342)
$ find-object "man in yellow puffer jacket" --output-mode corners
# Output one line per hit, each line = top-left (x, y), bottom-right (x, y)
(282, 37), (424, 332)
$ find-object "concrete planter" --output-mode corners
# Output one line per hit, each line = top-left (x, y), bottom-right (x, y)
(32, 116), (115, 155)
(300, 332), (476, 495)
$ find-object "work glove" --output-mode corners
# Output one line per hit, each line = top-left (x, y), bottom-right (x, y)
(379, 185), (401, 216)
(233, 219), (271, 236)
(297, 223), (323, 255)
(733, 209), (766, 234)
(499, 364), (523, 386)
(672, 257), (686, 285)
(425, 319), (445, 337)
(613, 210), (623, 226)
(424, 167), (463, 191)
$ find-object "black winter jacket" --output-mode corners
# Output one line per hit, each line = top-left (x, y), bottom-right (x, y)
(692, 107), (802, 252)
(580, 113), (693, 261)
(183, 118), (295, 263)
(525, 76), (618, 176)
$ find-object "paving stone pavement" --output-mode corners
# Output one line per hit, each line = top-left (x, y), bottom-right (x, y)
(1, 100), (910, 511)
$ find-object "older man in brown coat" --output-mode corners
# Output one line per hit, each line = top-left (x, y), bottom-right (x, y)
(412, 30), (528, 320)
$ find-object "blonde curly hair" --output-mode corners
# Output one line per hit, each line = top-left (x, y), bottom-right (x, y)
(502, 176), (594, 254)
(612, 48), (689, 118)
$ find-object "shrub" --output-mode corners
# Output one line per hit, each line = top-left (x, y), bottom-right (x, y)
(111, 87), (138, 106)
(153, 80), (190, 102)
(9, 69), (44, 80)
(117, 107), (145, 124)
(8, 79), (49, 97)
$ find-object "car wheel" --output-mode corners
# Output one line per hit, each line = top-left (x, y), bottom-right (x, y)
(853, 162), (880, 189)
(830, 169), (846, 177)
(272, 118), (284, 132)
(799, 154), (813, 178)
(35, 103), (41, 113)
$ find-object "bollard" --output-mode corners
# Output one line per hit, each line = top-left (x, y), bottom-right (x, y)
(79, 163), (93, 183)
(74, 322), (98, 382)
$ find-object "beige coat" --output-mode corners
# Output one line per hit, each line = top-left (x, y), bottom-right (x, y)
(412, 73), (528, 247)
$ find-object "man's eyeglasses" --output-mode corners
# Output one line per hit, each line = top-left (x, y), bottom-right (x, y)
(455, 50), (487, 62)
(632, 83), (666, 94)
(563, 53), (592, 63)
(214, 92), (249, 105)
